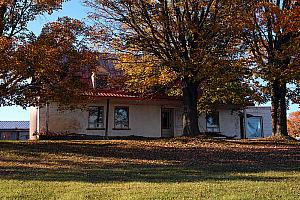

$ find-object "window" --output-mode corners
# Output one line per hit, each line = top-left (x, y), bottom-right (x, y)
(94, 74), (108, 89)
(206, 111), (220, 132)
(114, 107), (129, 129)
(0, 132), (18, 140)
(88, 106), (104, 129)
(246, 116), (263, 138)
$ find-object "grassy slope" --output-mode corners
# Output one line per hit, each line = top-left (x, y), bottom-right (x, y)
(0, 138), (299, 200)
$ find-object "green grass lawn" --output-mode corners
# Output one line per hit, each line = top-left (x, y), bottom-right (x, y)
(0, 138), (299, 200)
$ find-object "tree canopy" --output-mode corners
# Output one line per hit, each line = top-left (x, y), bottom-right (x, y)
(0, 0), (298, 137)
(241, 0), (300, 136)
(85, 0), (260, 136)
(0, 1), (98, 108)
(13, 17), (98, 107)
(287, 111), (300, 137)
(0, 0), (67, 37)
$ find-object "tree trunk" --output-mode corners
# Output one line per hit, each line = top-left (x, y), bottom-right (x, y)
(0, 5), (6, 36)
(278, 82), (288, 136)
(182, 78), (200, 136)
(271, 80), (280, 135)
(271, 80), (288, 136)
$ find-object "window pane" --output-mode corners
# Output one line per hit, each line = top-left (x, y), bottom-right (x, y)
(115, 107), (129, 129)
(88, 106), (104, 128)
(1, 132), (18, 140)
(95, 74), (108, 88)
(246, 117), (262, 138)
(206, 112), (220, 132)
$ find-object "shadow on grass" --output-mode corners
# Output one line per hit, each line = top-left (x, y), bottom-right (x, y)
(0, 165), (294, 183)
(0, 140), (299, 183)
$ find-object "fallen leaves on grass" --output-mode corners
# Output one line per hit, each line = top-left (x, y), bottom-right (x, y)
(0, 138), (299, 183)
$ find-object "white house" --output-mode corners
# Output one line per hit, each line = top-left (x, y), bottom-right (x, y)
(29, 56), (273, 140)
(29, 95), (272, 140)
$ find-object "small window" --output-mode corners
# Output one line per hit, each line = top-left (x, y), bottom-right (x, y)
(114, 107), (129, 129)
(88, 106), (104, 129)
(206, 111), (220, 132)
(94, 74), (108, 88)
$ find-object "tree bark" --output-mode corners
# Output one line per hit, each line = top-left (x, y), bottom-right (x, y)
(0, 5), (6, 36)
(278, 82), (288, 136)
(182, 78), (200, 136)
(271, 80), (288, 136)
(271, 80), (280, 135)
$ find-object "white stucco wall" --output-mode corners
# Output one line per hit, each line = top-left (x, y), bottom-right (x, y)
(220, 110), (241, 138)
(29, 107), (38, 140)
(36, 99), (182, 138)
(31, 102), (272, 139)
(198, 114), (206, 133)
(198, 109), (241, 138)
(106, 101), (162, 137)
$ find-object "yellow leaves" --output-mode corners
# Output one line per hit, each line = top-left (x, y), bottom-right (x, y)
(158, 69), (173, 85)
(116, 53), (177, 94)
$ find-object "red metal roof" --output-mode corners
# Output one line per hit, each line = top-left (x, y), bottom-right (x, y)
(85, 90), (139, 99)
(84, 89), (181, 101)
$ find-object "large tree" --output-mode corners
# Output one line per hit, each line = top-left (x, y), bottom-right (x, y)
(0, 0), (67, 105)
(0, 1), (98, 107)
(14, 17), (98, 107)
(0, 0), (66, 37)
(242, 0), (300, 136)
(86, 0), (251, 136)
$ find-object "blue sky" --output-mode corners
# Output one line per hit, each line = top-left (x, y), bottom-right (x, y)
(27, 0), (88, 34)
(0, 0), (299, 121)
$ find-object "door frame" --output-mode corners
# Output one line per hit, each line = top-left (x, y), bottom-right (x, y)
(161, 108), (175, 138)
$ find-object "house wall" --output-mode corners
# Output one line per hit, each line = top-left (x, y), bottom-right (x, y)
(0, 130), (29, 140)
(219, 110), (241, 138)
(30, 101), (272, 139)
(198, 109), (241, 138)
(245, 106), (272, 138)
(34, 99), (183, 138)
(0, 131), (18, 140)
(19, 131), (29, 140)
(29, 107), (38, 140)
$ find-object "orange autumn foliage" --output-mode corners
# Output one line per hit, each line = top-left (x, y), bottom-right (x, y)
(86, 0), (257, 136)
(0, 0), (103, 108)
(240, 0), (300, 136)
(287, 111), (300, 137)
(0, 16), (99, 107)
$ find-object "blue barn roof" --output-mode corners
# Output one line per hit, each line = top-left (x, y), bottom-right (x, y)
(0, 121), (29, 130)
